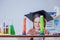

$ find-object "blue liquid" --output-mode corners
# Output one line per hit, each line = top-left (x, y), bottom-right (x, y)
(22, 32), (26, 36)
(40, 33), (44, 36)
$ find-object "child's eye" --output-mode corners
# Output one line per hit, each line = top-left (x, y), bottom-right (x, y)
(34, 22), (37, 23)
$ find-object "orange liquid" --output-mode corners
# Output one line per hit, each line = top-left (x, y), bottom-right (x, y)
(23, 17), (26, 34)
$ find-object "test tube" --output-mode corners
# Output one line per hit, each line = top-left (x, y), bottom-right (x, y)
(40, 15), (44, 35)
(23, 17), (26, 35)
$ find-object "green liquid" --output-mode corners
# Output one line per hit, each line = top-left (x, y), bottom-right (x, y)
(10, 25), (15, 35)
(40, 15), (44, 34)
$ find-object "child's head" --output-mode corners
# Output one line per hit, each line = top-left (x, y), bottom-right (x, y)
(33, 13), (46, 30)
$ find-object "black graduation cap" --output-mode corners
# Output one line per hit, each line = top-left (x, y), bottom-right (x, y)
(24, 10), (53, 22)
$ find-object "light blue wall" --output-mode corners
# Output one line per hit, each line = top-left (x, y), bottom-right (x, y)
(0, 0), (60, 35)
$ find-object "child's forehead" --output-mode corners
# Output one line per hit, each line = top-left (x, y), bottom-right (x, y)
(34, 17), (40, 20)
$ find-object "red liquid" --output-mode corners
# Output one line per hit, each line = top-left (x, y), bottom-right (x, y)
(23, 17), (26, 34)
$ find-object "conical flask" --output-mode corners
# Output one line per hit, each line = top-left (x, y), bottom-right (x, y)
(10, 24), (15, 35)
